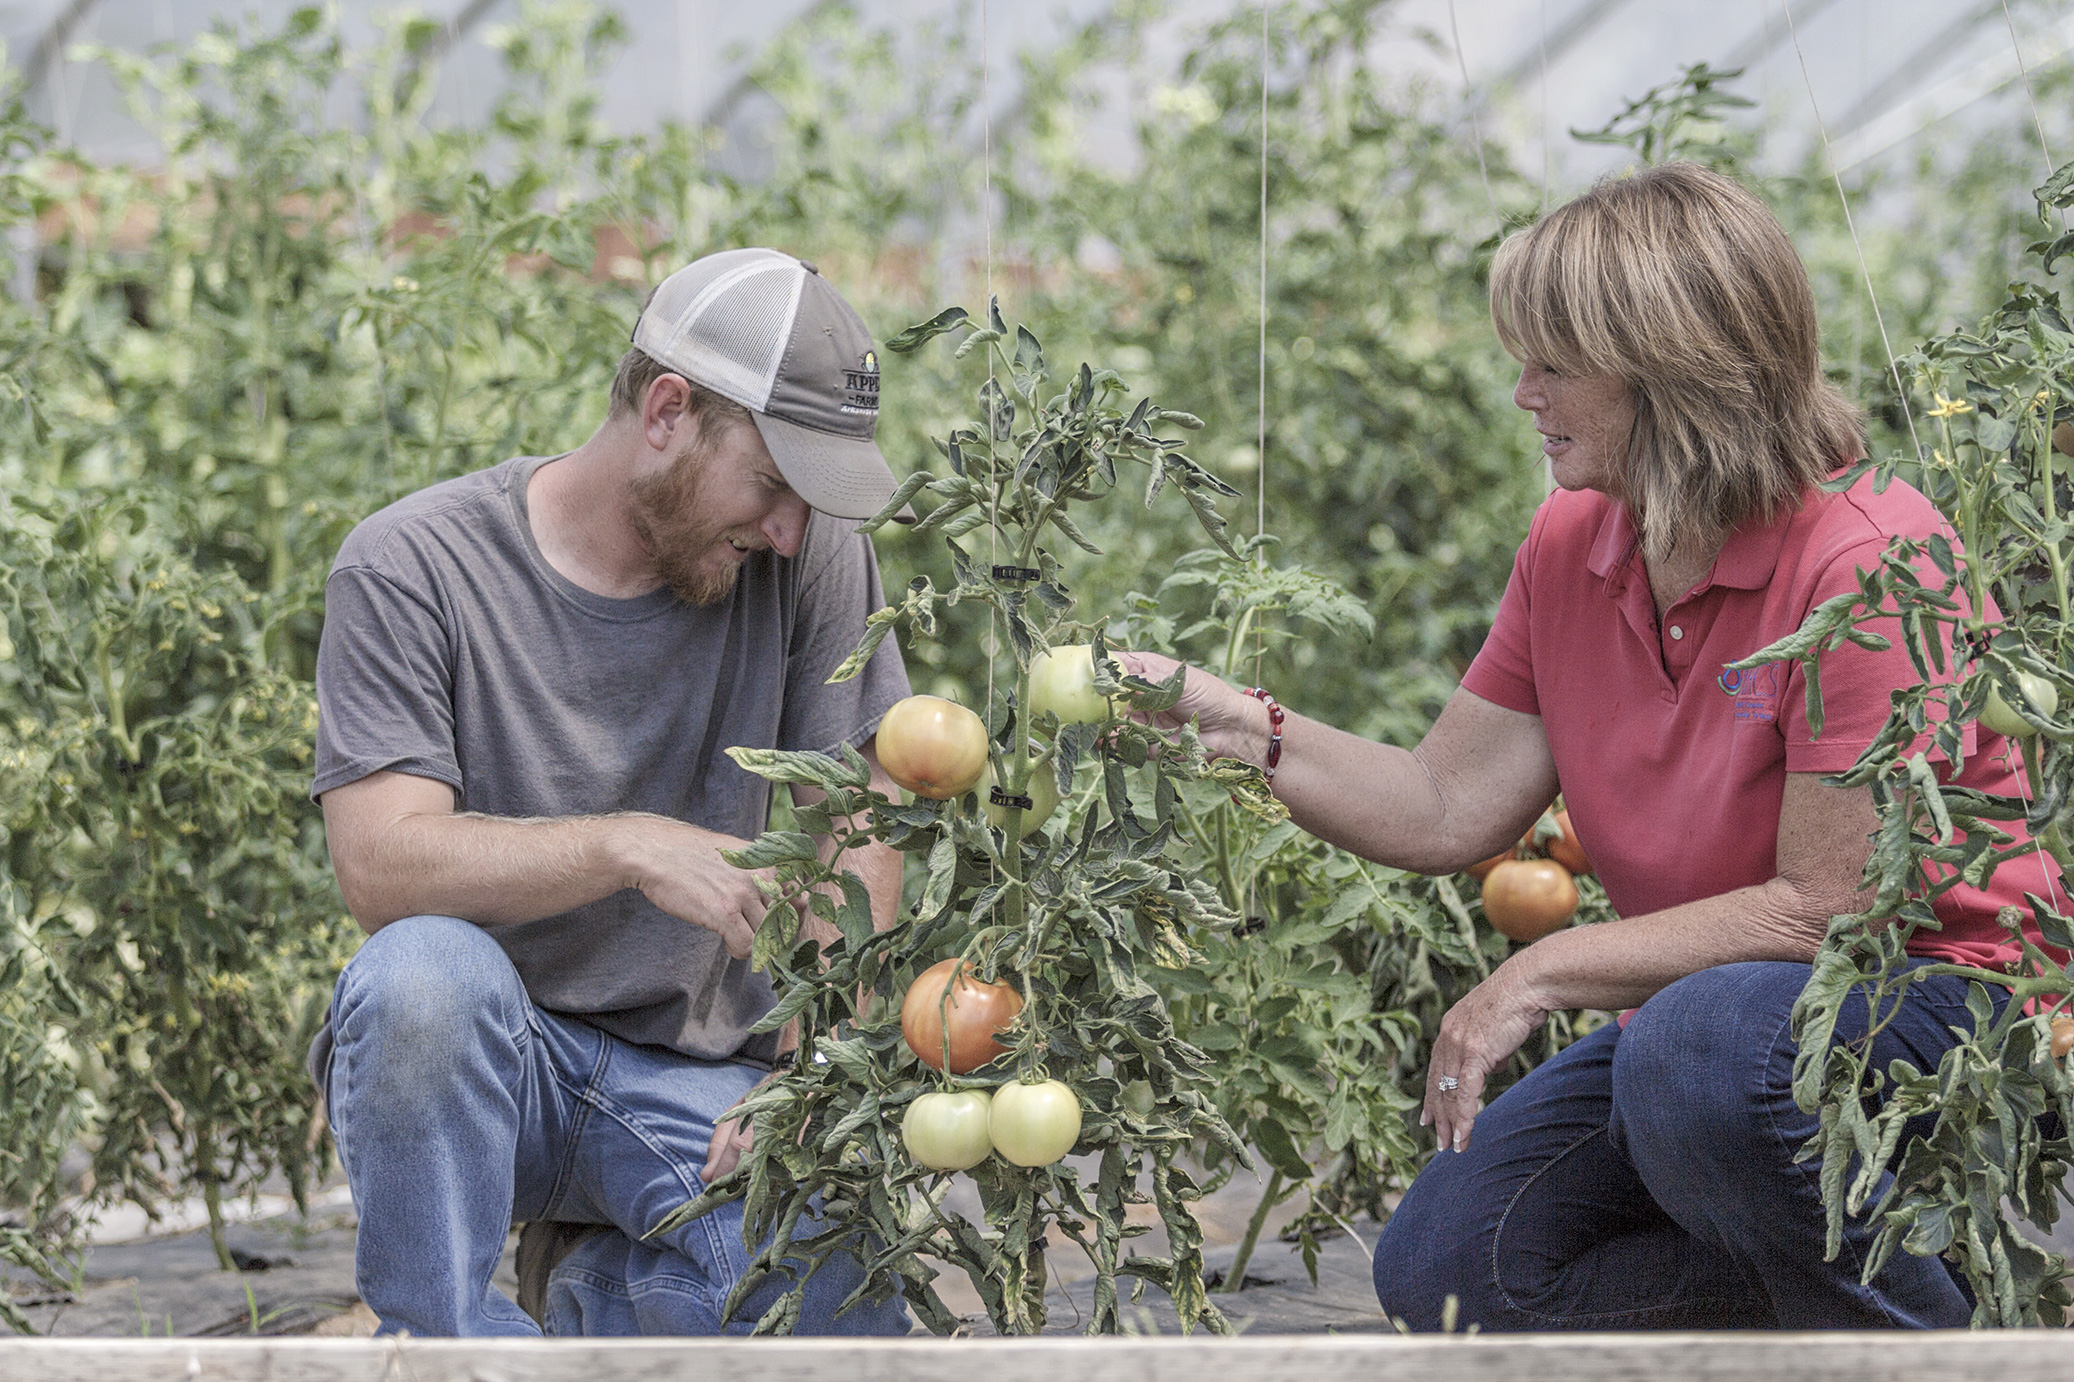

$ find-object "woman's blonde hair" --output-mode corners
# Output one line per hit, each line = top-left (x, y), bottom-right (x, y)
(1488, 162), (1864, 564)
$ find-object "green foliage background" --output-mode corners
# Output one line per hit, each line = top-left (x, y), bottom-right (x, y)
(0, 0), (2068, 1331)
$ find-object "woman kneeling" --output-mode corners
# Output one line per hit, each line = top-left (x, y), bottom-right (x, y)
(1122, 162), (2056, 1330)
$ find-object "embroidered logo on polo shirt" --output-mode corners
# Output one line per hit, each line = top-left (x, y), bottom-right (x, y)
(1718, 664), (1780, 723)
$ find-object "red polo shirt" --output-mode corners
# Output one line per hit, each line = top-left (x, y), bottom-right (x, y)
(1461, 472), (2059, 970)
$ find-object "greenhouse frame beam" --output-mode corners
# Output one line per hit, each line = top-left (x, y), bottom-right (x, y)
(1717, 0), (1845, 73)
(1494, 0), (1635, 92)
(417, 0), (506, 66)
(24, 0), (99, 95)
(1828, 0), (2003, 143)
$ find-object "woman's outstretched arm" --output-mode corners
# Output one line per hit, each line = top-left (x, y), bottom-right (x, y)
(1115, 650), (1559, 874)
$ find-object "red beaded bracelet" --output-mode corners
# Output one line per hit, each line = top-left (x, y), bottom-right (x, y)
(1241, 686), (1285, 782)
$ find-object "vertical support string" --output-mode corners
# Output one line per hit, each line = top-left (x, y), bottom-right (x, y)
(1782, 0), (1924, 464)
(1255, 0), (1268, 561)
(1999, 0), (2063, 228)
(980, 0), (1000, 785)
(1537, 0), (1551, 211)
(1446, 0), (1502, 234)
(1997, 0), (2066, 917)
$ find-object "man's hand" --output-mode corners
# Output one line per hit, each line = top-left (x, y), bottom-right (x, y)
(703, 1095), (757, 1182)
(616, 817), (782, 961)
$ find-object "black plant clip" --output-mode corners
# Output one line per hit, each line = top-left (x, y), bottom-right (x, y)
(1237, 915), (1271, 937)
(1964, 626), (1995, 664)
(988, 785), (1034, 811)
(991, 564), (1041, 582)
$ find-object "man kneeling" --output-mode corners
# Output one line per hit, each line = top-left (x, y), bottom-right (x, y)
(309, 250), (911, 1336)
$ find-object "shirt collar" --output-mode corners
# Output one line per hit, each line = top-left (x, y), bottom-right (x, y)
(1586, 494), (1797, 591)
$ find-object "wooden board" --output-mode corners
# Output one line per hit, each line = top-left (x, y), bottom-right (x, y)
(2, 1331), (2070, 1382)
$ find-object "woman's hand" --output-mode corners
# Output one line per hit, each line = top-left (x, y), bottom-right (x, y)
(1111, 650), (1270, 768)
(1423, 958), (1551, 1154)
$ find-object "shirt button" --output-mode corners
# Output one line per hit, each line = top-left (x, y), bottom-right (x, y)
(1669, 625), (1685, 640)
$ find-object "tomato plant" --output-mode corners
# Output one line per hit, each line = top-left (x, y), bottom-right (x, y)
(1731, 158), (2074, 1326)
(989, 1079), (1084, 1168)
(903, 1090), (995, 1171)
(899, 958), (1023, 1074)
(655, 305), (1274, 1336)
(877, 695), (989, 800)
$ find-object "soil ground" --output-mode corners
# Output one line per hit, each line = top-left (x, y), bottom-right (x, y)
(4, 1164), (1375, 1337)
(10, 1161), (2070, 1338)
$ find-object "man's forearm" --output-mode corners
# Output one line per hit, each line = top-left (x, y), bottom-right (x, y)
(335, 807), (679, 931)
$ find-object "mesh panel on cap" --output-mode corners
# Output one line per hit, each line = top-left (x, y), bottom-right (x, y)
(635, 251), (803, 410)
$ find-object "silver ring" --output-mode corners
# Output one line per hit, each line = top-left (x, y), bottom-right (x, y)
(1436, 1075), (1461, 1093)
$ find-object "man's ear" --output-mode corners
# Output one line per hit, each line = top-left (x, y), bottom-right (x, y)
(641, 373), (693, 455)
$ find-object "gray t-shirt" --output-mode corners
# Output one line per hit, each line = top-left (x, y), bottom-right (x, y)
(311, 453), (910, 1059)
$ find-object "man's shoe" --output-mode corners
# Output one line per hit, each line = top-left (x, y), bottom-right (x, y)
(515, 1220), (613, 1328)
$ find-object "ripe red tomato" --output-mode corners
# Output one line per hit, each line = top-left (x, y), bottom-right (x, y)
(1027, 645), (1111, 726)
(902, 1090), (995, 1171)
(1546, 808), (1593, 877)
(988, 1078), (1082, 1166)
(877, 695), (988, 800)
(900, 958), (1024, 1073)
(1482, 859), (1578, 943)
(2051, 1016), (2074, 1062)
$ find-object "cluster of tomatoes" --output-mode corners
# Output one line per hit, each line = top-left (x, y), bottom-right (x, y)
(874, 647), (1115, 1174)
(874, 644), (1106, 832)
(1466, 807), (1593, 943)
(896, 958), (1082, 1171)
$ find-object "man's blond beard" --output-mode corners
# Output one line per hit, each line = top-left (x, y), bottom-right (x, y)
(626, 427), (741, 607)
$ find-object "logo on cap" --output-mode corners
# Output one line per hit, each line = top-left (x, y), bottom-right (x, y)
(842, 350), (880, 417)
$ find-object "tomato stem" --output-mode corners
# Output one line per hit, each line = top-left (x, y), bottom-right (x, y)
(1217, 1167), (1287, 1293)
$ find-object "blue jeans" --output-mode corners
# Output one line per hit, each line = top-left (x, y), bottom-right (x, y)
(318, 914), (910, 1337)
(1373, 960), (2004, 1330)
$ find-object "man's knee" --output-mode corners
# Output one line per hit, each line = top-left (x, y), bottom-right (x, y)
(332, 915), (528, 1061)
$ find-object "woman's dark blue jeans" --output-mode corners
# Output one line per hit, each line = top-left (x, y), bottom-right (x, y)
(1372, 960), (2005, 1330)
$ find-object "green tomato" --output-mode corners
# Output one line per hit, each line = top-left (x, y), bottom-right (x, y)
(1119, 1079), (1156, 1119)
(979, 757), (1062, 837)
(1027, 645), (1111, 726)
(901, 1090), (995, 1171)
(988, 1078), (1083, 1167)
(1981, 671), (2058, 739)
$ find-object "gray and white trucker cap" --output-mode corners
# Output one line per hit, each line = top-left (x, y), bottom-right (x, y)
(632, 248), (899, 520)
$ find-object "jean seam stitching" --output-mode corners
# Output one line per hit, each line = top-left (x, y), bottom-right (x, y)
(562, 1063), (740, 1275)
(538, 1023), (609, 1222)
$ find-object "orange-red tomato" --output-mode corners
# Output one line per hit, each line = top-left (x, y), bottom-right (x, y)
(1546, 808), (1594, 877)
(900, 958), (1024, 1073)
(877, 695), (988, 800)
(1482, 859), (1578, 943)
(2052, 1016), (2074, 1062)
(1465, 849), (1516, 881)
